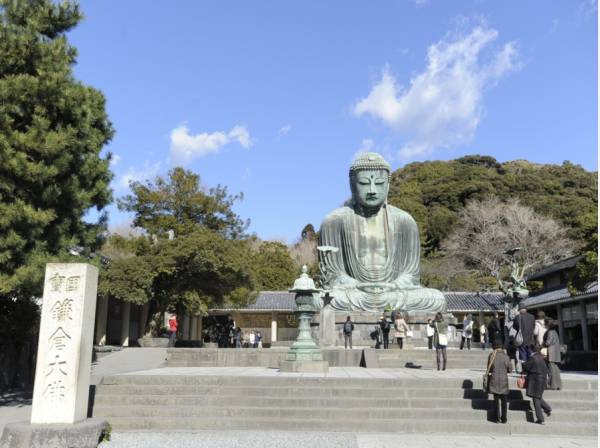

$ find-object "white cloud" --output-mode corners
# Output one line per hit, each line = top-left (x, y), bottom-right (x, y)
(169, 124), (252, 165)
(358, 138), (375, 153)
(352, 138), (376, 161)
(278, 124), (292, 136)
(353, 25), (519, 159)
(109, 154), (121, 167)
(578, 0), (597, 20)
(118, 160), (162, 190)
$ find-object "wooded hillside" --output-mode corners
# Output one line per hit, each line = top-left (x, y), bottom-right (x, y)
(388, 155), (597, 255)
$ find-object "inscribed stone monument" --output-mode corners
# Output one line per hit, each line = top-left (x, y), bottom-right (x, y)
(318, 152), (445, 313)
(31, 263), (98, 424)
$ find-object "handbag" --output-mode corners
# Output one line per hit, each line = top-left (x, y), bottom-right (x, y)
(483, 349), (498, 391)
(514, 329), (523, 346)
(517, 375), (527, 389)
(407, 330), (413, 338)
(434, 321), (448, 346)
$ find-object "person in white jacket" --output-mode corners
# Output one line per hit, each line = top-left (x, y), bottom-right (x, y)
(426, 318), (435, 349)
(534, 311), (547, 347)
(460, 314), (474, 350)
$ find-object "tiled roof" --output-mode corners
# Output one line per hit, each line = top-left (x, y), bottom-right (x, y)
(526, 256), (581, 281)
(213, 291), (297, 312)
(520, 281), (598, 308)
(212, 291), (506, 312)
(443, 292), (505, 312)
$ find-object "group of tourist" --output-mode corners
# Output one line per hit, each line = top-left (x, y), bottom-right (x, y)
(361, 313), (413, 350)
(168, 315), (263, 349)
(233, 327), (263, 349)
(485, 306), (563, 425)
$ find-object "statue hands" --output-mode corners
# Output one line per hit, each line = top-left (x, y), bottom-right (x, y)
(356, 282), (396, 294)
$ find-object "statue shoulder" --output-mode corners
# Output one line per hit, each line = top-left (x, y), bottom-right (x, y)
(321, 206), (353, 227)
(386, 205), (418, 226)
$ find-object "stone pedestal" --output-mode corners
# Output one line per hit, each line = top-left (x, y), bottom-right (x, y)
(31, 263), (98, 424)
(279, 359), (329, 373)
(8, 263), (104, 448)
(281, 305), (328, 373)
(313, 310), (448, 347)
(0, 419), (107, 448)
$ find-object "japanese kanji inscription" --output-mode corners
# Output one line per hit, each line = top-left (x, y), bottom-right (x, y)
(30, 263), (98, 424)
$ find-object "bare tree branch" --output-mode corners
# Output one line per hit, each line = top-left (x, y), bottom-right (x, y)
(442, 197), (578, 282)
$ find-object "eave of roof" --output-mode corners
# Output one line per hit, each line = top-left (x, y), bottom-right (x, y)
(210, 291), (509, 313)
(520, 281), (598, 308)
(526, 255), (582, 281)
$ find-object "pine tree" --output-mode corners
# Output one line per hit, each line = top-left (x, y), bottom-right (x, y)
(0, 0), (114, 297)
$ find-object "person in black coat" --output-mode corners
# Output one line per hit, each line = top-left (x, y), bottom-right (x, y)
(513, 307), (535, 363)
(523, 343), (552, 424)
(486, 341), (512, 423)
(487, 312), (503, 346)
(379, 316), (391, 349)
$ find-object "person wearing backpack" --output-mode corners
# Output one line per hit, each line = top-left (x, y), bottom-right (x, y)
(379, 316), (391, 349)
(343, 316), (354, 349)
(513, 307), (535, 363)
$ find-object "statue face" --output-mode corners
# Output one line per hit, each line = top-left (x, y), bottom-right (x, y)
(351, 169), (389, 210)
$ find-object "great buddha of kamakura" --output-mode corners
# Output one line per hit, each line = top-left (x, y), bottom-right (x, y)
(318, 152), (446, 313)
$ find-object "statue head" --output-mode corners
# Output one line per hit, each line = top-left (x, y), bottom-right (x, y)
(349, 152), (391, 214)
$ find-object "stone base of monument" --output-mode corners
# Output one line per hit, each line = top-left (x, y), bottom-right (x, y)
(279, 359), (329, 373)
(137, 336), (169, 348)
(0, 418), (108, 448)
(313, 310), (457, 347)
(280, 341), (330, 373)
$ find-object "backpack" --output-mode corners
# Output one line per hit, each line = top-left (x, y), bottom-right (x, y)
(344, 321), (353, 334)
(382, 320), (390, 332)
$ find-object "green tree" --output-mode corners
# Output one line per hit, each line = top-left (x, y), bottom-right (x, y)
(118, 167), (248, 240)
(0, 0), (114, 298)
(101, 169), (258, 334)
(388, 156), (597, 277)
(569, 210), (598, 293)
(0, 0), (113, 388)
(250, 241), (297, 291)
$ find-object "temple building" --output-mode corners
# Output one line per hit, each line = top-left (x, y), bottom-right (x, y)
(521, 256), (597, 369)
(93, 256), (597, 368)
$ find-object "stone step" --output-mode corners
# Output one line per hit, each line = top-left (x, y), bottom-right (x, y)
(95, 384), (595, 401)
(93, 393), (598, 411)
(101, 374), (598, 390)
(93, 404), (598, 423)
(91, 416), (598, 436)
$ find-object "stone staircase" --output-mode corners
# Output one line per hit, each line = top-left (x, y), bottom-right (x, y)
(376, 348), (491, 369)
(92, 373), (597, 436)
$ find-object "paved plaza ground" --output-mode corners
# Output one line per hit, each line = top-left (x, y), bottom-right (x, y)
(99, 431), (597, 448)
(108, 365), (597, 380)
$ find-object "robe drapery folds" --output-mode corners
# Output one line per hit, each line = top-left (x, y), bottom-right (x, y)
(319, 204), (446, 312)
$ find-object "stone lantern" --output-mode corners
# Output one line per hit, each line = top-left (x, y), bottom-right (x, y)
(279, 266), (329, 373)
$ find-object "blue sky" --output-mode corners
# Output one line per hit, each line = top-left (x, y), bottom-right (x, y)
(72, 0), (598, 241)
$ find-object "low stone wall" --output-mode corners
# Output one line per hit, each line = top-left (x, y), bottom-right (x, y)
(165, 348), (363, 368)
(311, 311), (461, 347)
